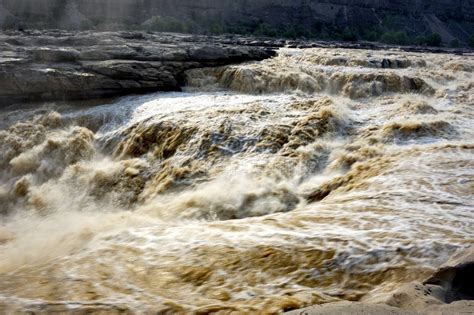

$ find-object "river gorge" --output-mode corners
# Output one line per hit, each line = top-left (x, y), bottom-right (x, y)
(0, 38), (473, 313)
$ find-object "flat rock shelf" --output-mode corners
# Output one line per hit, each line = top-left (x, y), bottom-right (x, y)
(0, 30), (276, 106)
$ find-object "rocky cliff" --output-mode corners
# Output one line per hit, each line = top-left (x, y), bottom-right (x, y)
(1, 0), (473, 44)
(0, 30), (275, 106)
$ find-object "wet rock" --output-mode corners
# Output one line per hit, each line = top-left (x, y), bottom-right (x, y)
(424, 245), (474, 303)
(0, 30), (276, 106)
(423, 301), (474, 315)
(285, 302), (418, 315)
(32, 48), (81, 62)
(379, 247), (474, 312)
(286, 246), (474, 314)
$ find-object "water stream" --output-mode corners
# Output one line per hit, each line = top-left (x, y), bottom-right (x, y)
(0, 48), (473, 313)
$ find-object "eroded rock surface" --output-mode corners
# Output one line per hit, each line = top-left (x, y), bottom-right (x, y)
(286, 302), (419, 315)
(0, 30), (275, 106)
(287, 247), (474, 315)
(424, 246), (474, 303)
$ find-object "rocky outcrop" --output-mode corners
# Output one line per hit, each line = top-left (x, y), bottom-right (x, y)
(0, 30), (275, 106)
(0, 0), (473, 44)
(286, 246), (474, 315)
(423, 246), (474, 303)
(1, 29), (470, 107)
(377, 246), (474, 313)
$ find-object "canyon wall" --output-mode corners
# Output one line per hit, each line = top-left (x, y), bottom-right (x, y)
(0, 0), (473, 43)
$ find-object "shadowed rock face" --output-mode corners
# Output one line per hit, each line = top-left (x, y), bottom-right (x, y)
(424, 245), (474, 303)
(0, 31), (275, 106)
(0, 0), (473, 43)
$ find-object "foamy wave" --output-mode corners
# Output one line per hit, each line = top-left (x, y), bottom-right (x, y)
(0, 47), (473, 313)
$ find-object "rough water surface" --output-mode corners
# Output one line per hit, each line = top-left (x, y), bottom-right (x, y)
(0, 48), (473, 314)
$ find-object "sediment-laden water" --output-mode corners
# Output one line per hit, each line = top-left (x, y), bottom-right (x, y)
(0, 48), (473, 314)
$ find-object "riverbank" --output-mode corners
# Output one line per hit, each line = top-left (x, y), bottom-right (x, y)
(286, 246), (474, 314)
(0, 30), (275, 106)
(1, 30), (473, 107)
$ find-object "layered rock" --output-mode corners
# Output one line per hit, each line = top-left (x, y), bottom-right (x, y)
(0, 30), (275, 106)
(1, 29), (470, 107)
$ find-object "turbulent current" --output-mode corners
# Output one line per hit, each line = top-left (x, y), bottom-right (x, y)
(0, 48), (473, 314)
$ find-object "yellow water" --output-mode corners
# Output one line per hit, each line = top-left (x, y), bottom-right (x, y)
(0, 48), (473, 314)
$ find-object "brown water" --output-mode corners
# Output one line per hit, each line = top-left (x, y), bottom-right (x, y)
(0, 48), (473, 314)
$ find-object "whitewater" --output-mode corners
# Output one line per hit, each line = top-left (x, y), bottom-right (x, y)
(0, 48), (473, 313)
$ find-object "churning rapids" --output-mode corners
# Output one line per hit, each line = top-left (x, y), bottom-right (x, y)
(0, 48), (473, 314)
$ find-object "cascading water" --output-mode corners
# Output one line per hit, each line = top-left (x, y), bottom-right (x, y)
(0, 48), (473, 313)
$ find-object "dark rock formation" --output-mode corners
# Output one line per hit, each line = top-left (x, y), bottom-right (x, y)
(0, 30), (275, 106)
(0, 0), (473, 44)
(424, 245), (474, 303)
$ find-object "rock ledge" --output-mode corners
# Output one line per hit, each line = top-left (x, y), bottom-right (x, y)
(0, 30), (275, 106)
